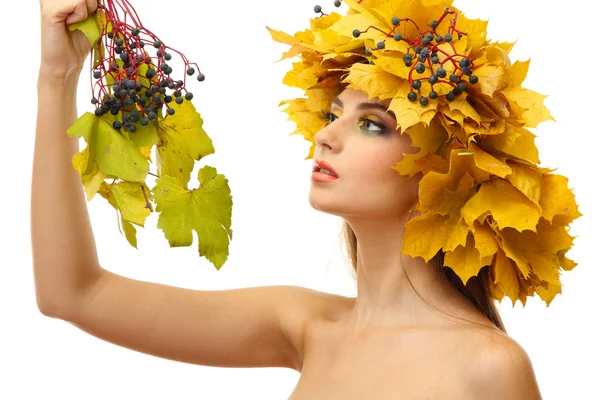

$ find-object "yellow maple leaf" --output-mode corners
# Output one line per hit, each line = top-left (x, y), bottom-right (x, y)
(470, 143), (512, 178)
(505, 162), (542, 205)
(502, 86), (554, 128)
(402, 213), (463, 262)
(479, 123), (540, 164)
(462, 179), (541, 232)
(505, 59), (530, 87)
(444, 234), (488, 285)
(342, 63), (404, 101)
(539, 174), (582, 224)
(491, 249), (520, 306)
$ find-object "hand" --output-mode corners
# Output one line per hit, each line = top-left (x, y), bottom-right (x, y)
(39, 0), (99, 81)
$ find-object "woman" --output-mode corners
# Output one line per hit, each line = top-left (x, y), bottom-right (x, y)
(33, 0), (573, 398)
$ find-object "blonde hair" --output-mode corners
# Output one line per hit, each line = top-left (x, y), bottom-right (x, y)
(341, 221), (507, 333)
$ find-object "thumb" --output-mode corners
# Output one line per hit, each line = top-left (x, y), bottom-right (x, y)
(64, 2), (89, 26)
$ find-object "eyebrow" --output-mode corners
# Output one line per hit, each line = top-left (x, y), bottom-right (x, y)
(332, 97), (397, 120)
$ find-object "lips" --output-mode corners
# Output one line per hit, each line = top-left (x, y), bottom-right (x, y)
(312, 159), (339, 178)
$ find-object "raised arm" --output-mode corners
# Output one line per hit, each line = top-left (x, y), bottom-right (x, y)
(31, 0), (330, 371)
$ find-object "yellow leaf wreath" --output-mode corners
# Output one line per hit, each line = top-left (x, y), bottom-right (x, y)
(268, 0), (581, 306)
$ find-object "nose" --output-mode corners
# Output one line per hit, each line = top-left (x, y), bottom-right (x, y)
(314, 121), (341, 152)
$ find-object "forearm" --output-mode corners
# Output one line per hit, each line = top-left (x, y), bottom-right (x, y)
(32, 68), (104, 316)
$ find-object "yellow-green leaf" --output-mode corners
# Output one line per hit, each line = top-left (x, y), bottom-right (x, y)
(67, 10), (104, 47)
(156, 100), (215, 188)
(152, 166), (233, 269)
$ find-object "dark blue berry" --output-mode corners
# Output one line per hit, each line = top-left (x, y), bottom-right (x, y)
(314, 5), (322, 13)
(419, 97), (429, 106)
(459, 58), (471, 68)
(148, 111), (157, 120)
(428, 75), (438, 84)
(469, 76), (479, 84)
(129, 125), (137, 133)
(113, 121), (122, 130)
(175, 97), (183, 104)
(444, 33), (453, 42)
(408, 92), (418, 101)
(377, 41), (385, 49)
(457, 82), (467, 91)
(353, 29), (361, 38)
(462, 67), (472, 75)
(164, 53), (172, 61)
(93, 70), (101, 79)
(185, 92), (193, 100)
(392, 16), (400, 26)
(140, 118), (149, 126)
(429, 91), (438, 99)
(394, 33), (402, 41)
(115, 38), (124, 46)
(416, 63), (426, 74)
(446, 91), (456, 101)
(91, 97), (98, 105)
(167, 108), (175, 116)
(154, 40), (162, 48)
(432, 56), (440, 64)
(197, 73), (205, 82)
(412, 80), (422, 89)
(334, 0), (341, 6)
(449, 74), (459, 83)
(187, 67), (195, 76)
(430, 20), (439, 29)
(436, 35), (444, 43)
(436, 67), (446, 78)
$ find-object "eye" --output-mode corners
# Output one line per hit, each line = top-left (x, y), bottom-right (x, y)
(358, 115), (388, 135)
(319, 109), (337, 124)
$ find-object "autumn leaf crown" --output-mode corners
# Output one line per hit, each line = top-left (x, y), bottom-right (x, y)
(267, 0), (581, 307)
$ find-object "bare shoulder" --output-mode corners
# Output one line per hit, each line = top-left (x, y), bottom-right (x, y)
(277, 286), (350, 369)
(464, 330), (543, 399)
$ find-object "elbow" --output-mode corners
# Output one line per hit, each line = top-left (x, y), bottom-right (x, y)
(37, 299), (61, 319)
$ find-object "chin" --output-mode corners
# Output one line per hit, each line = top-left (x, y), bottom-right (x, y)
(307, 189), (356, 217)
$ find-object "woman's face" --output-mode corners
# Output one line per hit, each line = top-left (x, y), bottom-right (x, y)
(308, 87), (421, 220)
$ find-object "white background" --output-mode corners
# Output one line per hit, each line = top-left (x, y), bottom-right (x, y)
(1, 0), (598, 398)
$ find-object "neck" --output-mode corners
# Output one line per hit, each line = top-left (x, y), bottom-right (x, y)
(343, 215), (476, 333)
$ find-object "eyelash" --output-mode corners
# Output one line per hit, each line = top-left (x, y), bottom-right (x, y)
(318, 109), (388, 135)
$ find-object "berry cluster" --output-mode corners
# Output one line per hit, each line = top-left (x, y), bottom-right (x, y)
(90, 0), (206, 132)
(314, 2), (479, 105)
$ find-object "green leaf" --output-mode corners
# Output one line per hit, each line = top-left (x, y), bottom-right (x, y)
(152, 166), (233, 269)
(98, 181), (152, 249)
(122, 218), (139, 249)
(68, 112), (149, 183)
(67, 10), (104, 47)
(156, 100), (215, 187)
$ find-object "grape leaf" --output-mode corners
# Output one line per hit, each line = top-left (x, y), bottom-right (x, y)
(98, 181), (153, 249)
(72, 145), (108, 200)
(156, 100), (215, 188)
(67, 112), (149, 183)
(67, 9), (104, 47)
(152, 166), (233, 269)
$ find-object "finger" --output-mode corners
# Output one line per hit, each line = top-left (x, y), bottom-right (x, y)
(85, 0), (98, 15)
(65, 1), (89, 26)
